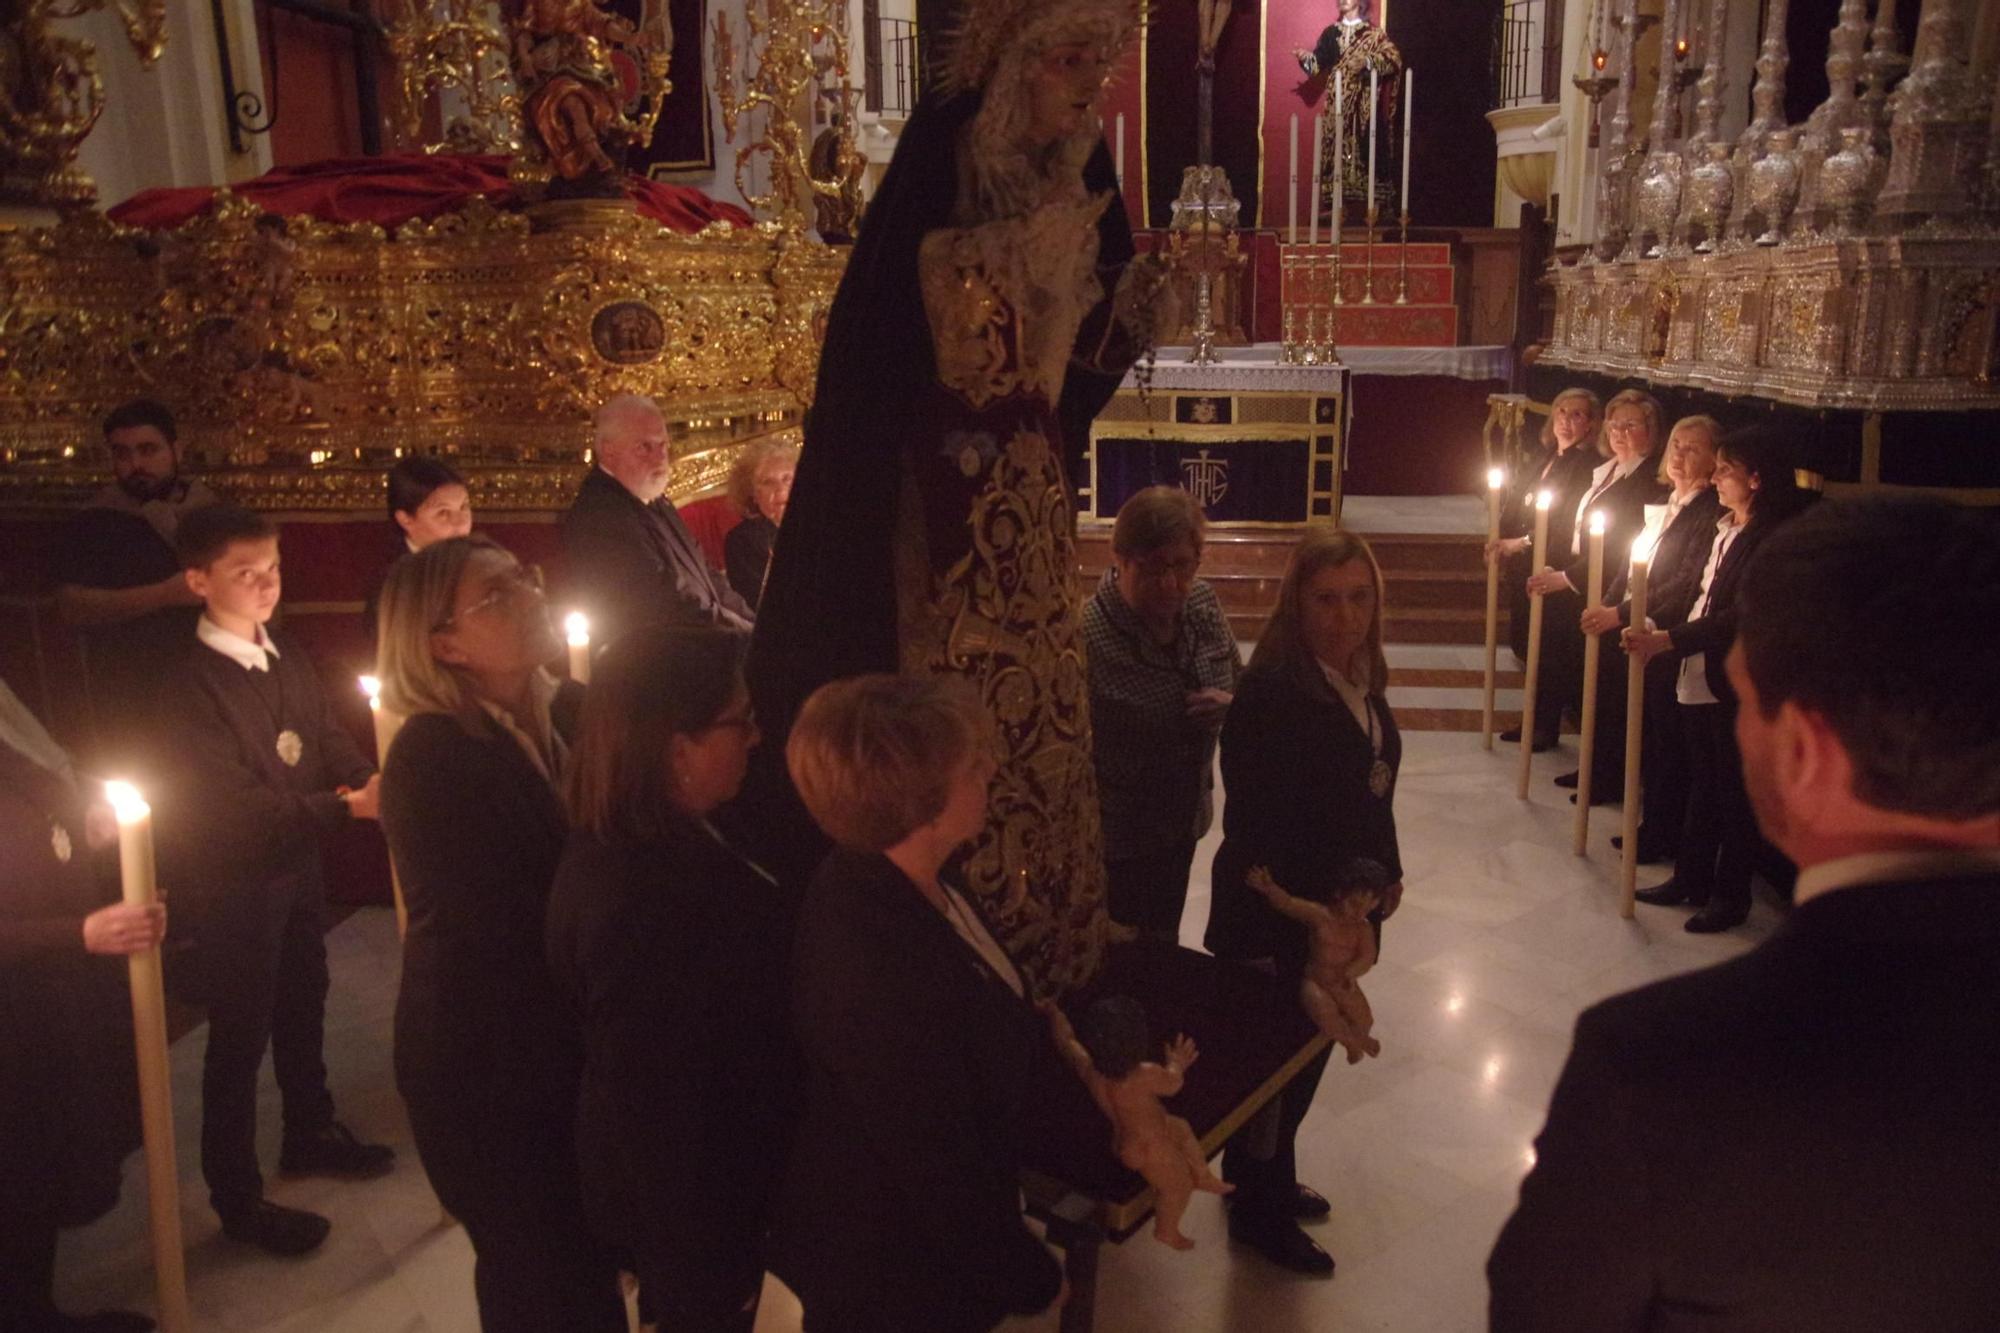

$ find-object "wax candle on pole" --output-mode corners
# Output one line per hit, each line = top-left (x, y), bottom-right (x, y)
(1308, 112), (1324, 247)
(105, 781), (192, 1333)
(359, 675), (411, 938)
(1367, 66), (1379, 216)
(1619, 531), (1656, 917)
(1288, 114), (1299, 244)
(1481, 467), (1505, 750)
(1330, 72), (1343, 231)
(1115, 113), (1126, 191)
(1573, 511), (1607, 855)
(1400, 68), (1414, 215)
(1517, 490), (1554, 799)
(565, 612), (592, 685)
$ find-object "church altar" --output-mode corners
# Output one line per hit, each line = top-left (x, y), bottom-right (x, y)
(1085, 349), (1348, 526)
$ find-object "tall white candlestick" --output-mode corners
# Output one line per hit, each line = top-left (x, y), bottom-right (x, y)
(565, 612), (592, 685)
(1518, 489), (1554, 799)
(359, 676), (410, 939)
(1330, 72), (1342, 233)
(1620, 533), (1654, 918)
(106, 781), (192, 1333)
(1288, 113), (1299, 244)
(1115, 113), (1126, 190)
(1368, 66), (1379, 214)
(1481, 467), (1505, 749)
(1401, 68), (1414, 215)
(1574, 511), (1607, 855)
(1308, 113), (1324, 246)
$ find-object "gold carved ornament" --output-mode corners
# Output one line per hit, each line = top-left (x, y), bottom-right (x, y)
(503, 0), (673, 191)
(712, 0), (863, 235)
(383, 0), (524, 153)
(0, 0), (167, 208)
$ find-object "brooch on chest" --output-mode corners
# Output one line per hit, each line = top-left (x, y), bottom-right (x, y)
(276, 729), (304, 767)
(50, 820), (73, 863)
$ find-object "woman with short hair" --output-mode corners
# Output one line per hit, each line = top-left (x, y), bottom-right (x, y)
(1083, 486), (1241, 942)
(1525, 387), (1669, 795)
(1487, 386), (1604, 746)
(363, 456), (473, 641)
(723, 440), (798, 611)
(546, 625), (796, 1333)
(376, 535), (625, 1332)
(1625, 430), (1814, 931)
(1205, 527), (1406, 1277)
(772, 673), (1064, 1332)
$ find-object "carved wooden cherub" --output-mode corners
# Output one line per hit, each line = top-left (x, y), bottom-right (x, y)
(1043, 996), (1231, 1249)
(1246, 858), (1386, 1063)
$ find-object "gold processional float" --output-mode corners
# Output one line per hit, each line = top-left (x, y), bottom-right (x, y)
(0, 0), (863, 511)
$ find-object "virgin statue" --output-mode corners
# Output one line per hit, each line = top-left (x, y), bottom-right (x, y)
(1293, 0), (1404, 221)
(743, 0), (1171, 994)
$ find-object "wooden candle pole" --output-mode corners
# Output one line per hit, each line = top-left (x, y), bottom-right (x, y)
(565, 612), (592, 685)
(1619, 534), (1654, 917)
(1517, 490), (1553, 799)
(359, 676), (410, 939)
(1573, 512), (1607, 854)
(1481, 467), (1505, 750)
(106, 781), (192, 1333)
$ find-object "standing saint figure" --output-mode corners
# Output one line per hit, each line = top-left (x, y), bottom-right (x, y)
(1293, 0), (1404, 222)
(745, 0), (1172, 996)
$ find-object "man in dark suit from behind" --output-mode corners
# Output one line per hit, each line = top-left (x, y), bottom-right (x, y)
(1489, 497), (2000, 1332)
(559, 393), (754, 649)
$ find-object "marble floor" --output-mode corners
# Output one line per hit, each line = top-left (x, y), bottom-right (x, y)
(57, 730), (1777, 1332)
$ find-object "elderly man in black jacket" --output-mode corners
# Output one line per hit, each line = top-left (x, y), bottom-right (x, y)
(1489, 497), (2000, 1332)
(560, 394), (754, 649)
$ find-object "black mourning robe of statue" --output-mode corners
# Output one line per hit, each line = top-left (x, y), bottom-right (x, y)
(741, 89), (1142, 993)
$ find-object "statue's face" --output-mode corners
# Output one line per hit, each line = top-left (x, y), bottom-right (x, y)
(1339, 0), (1364, 20)
(1025, 41), (1110, 148)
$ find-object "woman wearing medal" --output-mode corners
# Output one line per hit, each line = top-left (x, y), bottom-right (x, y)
(1204, 527), (1404, 1277)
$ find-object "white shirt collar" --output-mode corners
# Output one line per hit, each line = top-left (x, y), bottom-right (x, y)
(478, 670), (563, 782)
(1794, 849), (2000, 908)
(197, 616), (280, 672)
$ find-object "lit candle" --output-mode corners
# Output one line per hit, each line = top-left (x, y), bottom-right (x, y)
(1288, 113), (1300, 244)
(1115, 113), (1126, 191)
(565, 612), (592, 685)
(1308, 112), (1324, 246)
(1517, 489), (1554, 799)
(359, 676), (410, 939)
(105, 781), (193, 1332)
(1619, 531), (1655, 917)
(1367, 66), (1379, 215)
(1400, 68), (1413, 218)
(1481, 467), (1505, 750)
(1331, 73), (1343, 239)
(1573, 511), (1607, 854)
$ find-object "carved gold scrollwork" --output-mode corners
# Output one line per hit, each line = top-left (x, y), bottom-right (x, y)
(0, 0), (166, 207)
(383, 0), (523, 153)
(713, 0), (863, 236)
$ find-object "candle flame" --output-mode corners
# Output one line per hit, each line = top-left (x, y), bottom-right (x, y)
(1589, 509), (1607, 535)
(105, 780), (150, 825)
(358, 674), (381, 702)
(564, 611), (591, 646)
(1631, 529), (1660, 565)
(1592, 49), (1608, 70)
(1487, 467), (1506, 490)
(1535, 489), (1554, 511)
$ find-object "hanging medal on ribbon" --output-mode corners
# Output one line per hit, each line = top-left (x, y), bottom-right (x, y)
(1369, 757), (1393, 800)
(276, 729), (304, 767)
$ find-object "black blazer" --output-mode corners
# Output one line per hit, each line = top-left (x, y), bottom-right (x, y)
(546, 816), (800, 1325)
(559, 467), (754, 647)
(770, 848), (1061, 1332)
(1490, 870), (2000, 1332)
(380, 690), (583, 1116)
(1560, 459), (1668, 597)
(1607, 487), (1721, 628)
(1504, 443), (1602, 564)
(724, 513), (777, 611)
(1205, 662), (1403, 973)
(1663, 505), (1804, 706)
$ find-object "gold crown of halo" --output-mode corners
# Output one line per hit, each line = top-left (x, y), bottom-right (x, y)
(938, 0), (1146, 95)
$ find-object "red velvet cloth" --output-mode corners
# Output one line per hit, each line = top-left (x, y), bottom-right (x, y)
(675, 494), (744, 573)
(108, 154), (752, 233)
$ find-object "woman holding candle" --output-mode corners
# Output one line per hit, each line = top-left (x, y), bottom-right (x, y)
(1624, 431), (1813, 932)
(546, 625), (797, 1333)
(1206, 528), (1404, 1277)
(1581, 415), (1723, 863)
(376, 536), (625, 1331)
(1526, 389), (1668, 799)
(1487, 386), (1603, 747)
(0, 688), (164, 1333)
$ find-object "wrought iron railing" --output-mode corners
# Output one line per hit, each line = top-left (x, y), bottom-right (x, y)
(1492, 0), (1565, 109)
(865, 16), (923, 117)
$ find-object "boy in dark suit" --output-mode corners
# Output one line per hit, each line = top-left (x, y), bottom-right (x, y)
(159, 505), (394, 1256)
(1489, 498), (2000, 1331)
